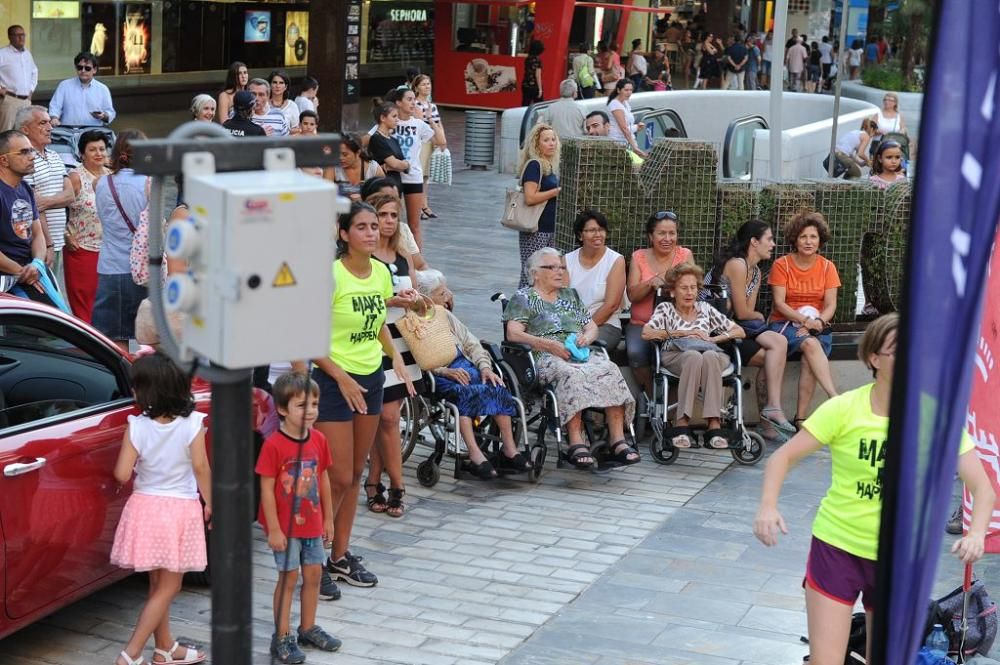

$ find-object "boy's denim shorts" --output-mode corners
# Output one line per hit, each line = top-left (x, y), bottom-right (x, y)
(272, 536), (327, 572)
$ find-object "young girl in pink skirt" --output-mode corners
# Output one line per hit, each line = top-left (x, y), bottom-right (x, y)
(110, 352), (212, 665)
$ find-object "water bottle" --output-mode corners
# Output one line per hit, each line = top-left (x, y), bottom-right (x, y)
(924, 623), (950, 660)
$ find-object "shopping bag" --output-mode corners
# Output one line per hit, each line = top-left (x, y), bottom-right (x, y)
(429, 147), (452, 186)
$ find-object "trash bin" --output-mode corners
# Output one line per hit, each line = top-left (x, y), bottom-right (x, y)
(464, 110), (496, 170)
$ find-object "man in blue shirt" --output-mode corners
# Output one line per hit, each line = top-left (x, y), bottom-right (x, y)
(48, 51), (115, 127)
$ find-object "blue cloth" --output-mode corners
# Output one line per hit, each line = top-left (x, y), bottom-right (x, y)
(0, 178), (38, 271)
(564, 333), (590, 362)
(95, 170), (147, 275)
(769, 320), (831, 357)
(433, 352), (517, 418)
(11, 258), (69, 313)
(521, 159), (559, 234)
(865, 42), (879, 63)
(48, 77), (116, 126)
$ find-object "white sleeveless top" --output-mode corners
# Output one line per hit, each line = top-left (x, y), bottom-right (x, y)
(566, 247), (624, 329)
(129, 411), (206, 500)
(875, 109), (901, 136)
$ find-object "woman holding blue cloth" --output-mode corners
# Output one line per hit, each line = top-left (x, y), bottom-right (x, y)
(504, 247), (637, 469)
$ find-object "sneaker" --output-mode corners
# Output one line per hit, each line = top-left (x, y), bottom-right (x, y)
(946, 507), (963, 535)
(298, 624), (342, 652)
(318, 570), (341, 600)
(270, 633), (306, 664)
(327, 552), (378, 587)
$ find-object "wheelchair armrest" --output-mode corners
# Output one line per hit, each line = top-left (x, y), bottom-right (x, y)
(481, 340), (504, 363)
(501, 341), (533, 355)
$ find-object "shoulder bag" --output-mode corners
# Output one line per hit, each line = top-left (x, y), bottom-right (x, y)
(396, 296), (459, 370)
(500, 161), (546, 233)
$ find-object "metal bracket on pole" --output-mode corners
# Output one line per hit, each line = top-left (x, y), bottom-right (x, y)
(769, 0), (790, 182)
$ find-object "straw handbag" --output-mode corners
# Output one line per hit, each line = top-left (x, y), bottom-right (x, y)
(396, 297), (458, 370)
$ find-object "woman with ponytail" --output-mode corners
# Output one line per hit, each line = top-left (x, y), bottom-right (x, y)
(707, 220), (795, 441)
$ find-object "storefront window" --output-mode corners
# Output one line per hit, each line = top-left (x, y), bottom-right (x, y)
(362, 0), (433, 75)
(451, 2), (531, 57)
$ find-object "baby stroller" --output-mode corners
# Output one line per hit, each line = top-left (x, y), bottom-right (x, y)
(49, 125), (116, 170)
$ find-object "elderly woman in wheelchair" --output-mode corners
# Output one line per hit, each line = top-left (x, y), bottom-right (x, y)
(641, 262), (745, 450)
(503, 247), (638, 470)
(414, 269), (531, 480)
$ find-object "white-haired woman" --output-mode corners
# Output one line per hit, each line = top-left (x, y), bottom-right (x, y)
(517, 123), (561, 288)
(504, 248), (638, 469)
(414, 269), (531, 480)
(190, 94), (216, 122)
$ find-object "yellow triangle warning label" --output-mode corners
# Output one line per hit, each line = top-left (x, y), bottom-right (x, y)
(272, 262), (297, 288)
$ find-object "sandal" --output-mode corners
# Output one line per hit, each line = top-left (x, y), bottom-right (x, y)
(760, 407), (796, 435)
(116, 652), (144, 665)
(421, 207), (439, 219)
(462, 459), (498, 480)
(704, 429), (731, 450)
(498, 450), (532, 473)
(565, 444), (594, 469)
(365, 480), (387, 514)
(386, 487), (405, 518)
(670, 428), (693, 449)
(609, 440), (641, 465)
(152, 641), (205, 664)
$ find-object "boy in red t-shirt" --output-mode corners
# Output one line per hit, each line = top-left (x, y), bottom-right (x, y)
(256, 372), (341, 663)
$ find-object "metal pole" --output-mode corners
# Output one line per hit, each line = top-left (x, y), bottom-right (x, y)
(209, 371), (254, 664)
(828, 0), (851, 177)
(769, 0), (789, 181)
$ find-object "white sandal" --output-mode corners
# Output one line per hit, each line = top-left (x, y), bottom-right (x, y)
(116, 651), (144, 665)
(152, 642), (205, 665)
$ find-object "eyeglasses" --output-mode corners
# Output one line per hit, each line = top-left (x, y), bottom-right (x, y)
(537, 265), (566, 271)
(581, 227), (607, 235)
(76, 65), (94, 71)
(3, 148), (37, 158)
(652, 211), (679, 221)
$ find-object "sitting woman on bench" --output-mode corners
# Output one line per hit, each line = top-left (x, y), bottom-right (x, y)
(641, 262), (745, 450)
(565, 209), (626, 349)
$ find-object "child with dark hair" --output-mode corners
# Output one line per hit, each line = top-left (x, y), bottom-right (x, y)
(256, 371), (341, 663)
(110, 352), (211, 665)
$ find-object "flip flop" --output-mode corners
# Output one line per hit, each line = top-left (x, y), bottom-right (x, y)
(760, 407), (796, 434)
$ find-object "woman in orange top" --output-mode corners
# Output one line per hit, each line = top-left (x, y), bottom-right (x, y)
(768, 211), (840, 427)
(625, 211), (694, 398)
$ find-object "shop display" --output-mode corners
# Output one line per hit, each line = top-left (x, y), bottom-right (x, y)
(284, 11), (308, 65)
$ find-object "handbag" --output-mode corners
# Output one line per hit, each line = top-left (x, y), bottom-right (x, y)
(395, 296), (459, 371)
(929, 578), (998, 657)
(500, 161), (545, 233)
(428, 147), (452, 186)
(666, 336), (722, 354)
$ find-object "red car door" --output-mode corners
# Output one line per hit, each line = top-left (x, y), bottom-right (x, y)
(0, 314), (135, 621)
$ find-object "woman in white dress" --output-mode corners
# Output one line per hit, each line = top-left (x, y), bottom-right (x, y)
(606, 80), (647, 157)
(565, 210), (626, 349)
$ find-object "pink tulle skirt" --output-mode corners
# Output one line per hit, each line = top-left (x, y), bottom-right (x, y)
(110, 493), (207, 573)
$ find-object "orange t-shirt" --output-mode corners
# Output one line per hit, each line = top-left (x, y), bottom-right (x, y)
(629, 246), (693, 325)
(768, 254), (841, 322)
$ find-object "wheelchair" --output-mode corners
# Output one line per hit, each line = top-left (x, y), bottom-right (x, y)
(636, 284), (765, 466)
(488, 292), (637, 472)
(402, 347), (537, 488)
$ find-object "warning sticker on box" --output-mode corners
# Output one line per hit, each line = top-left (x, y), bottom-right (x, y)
(273, 262), (297, 287)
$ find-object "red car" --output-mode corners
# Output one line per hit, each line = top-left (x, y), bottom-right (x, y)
(0, 295), (273, 639)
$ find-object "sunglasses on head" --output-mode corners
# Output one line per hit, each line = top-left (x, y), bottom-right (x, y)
(653, 211), (679, 221)
(77, 64), (94, 71)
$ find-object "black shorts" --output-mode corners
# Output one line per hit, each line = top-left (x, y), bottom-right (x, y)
(738, 337), (762, 365)
(402, 182), (423, 196)
(313, 367), (385, 422)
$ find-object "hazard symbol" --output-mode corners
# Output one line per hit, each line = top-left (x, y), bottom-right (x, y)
(272, 262), (297, 287)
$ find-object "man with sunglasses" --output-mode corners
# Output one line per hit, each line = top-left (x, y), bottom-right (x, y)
(0, 26), (38, 132)
(48, 51), (115, 127)
(0, 129), (58, 307)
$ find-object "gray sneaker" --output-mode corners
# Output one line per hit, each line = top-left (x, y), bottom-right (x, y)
(319, 569), (341, 600)
(946, 507), (963, 535)
(270, 633), (306, 664)
(327, 551), (378, 587)
(298, 624), (342, 652)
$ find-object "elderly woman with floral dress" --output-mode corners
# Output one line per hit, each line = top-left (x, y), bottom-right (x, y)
(504, 248), (638, 469)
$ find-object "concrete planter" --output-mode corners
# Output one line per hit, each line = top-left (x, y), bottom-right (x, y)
(840, 80), (923, 137)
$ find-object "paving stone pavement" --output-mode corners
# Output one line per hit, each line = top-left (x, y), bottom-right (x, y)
(4, 111), (998, 665)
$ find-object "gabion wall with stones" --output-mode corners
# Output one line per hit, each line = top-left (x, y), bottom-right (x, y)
(554, 137), (909, 326)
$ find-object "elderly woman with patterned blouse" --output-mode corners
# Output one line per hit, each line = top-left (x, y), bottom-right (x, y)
(642, 262), (745, 451)
(503, 247), (638, 469)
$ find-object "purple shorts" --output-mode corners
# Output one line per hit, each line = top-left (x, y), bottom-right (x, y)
(803, 536), (876, 610)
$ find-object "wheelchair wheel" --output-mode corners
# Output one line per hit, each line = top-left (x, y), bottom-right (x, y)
(399, 396), (422, 463)
(529, 444), (545, 483)
(416, 459), (441, 487)
(732, 429), (765, 465)
(649, 433), (679, 465)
